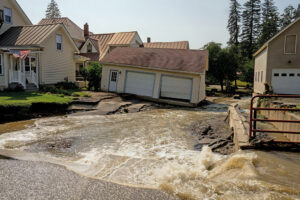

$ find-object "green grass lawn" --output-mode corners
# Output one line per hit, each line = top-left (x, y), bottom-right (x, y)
(0, 92), (73, 107)
(232, 80), (252, 87)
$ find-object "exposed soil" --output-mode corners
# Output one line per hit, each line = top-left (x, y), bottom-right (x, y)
(191, 115), (235, 155)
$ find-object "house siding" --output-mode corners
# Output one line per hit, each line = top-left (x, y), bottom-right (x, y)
(39, 27), (76, 84)
(0, 0), (30, 35)
(80, 40), (98, 53)
(266, 20), (300, 84)
(130, 33), (143, 47)
(0, 53), (9, 90)
(254, 20), (300, 94)
(254, 48), (268, 94)
(101, 64), (205, 104)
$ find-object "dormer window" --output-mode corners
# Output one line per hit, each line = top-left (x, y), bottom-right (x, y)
(284, 35), (297, 54)
(4, 8), (12, 24)
(56, 34), (62, 50)
(87, 43), (92, 53)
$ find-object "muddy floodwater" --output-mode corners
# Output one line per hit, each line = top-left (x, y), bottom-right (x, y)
(0, 104), (299, 200)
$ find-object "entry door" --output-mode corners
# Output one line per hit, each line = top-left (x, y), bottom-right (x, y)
(109, 70), (118, 92)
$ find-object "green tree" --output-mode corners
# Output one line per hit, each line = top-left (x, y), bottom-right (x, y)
(294, 4), (300, 19)
(45, 0), (61, 19)
(240, 59), (254, 84)
(204, 42), (238, 92)
(240, 0), (261, 59)
(258, 0), (279, 46)
(280, 5), (295, 29)
(86, 62), (102, 91)
(227, 0), (241, 46)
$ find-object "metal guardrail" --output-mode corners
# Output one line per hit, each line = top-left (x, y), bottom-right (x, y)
(249, 95), (300, 143)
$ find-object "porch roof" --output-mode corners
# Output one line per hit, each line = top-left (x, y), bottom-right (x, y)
(0, 24), (58, 47)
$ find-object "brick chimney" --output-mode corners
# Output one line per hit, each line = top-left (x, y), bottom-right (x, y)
(147, 37), (151, 43)
(84, 23), (89, 40)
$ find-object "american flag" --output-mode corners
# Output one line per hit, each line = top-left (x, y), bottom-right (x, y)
(10, 50), (31, 59)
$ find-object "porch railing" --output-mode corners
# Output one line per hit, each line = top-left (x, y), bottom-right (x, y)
(30, 71), (39, 88)
(9, 69), (26, 89)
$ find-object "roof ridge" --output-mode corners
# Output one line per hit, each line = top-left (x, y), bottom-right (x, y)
(92, 31), (137, 36)
(9, 24), (60, 28)
(145, 41), (189, 43)
(39, 17), (84, 31)
(116, 46), (206, 52)
(91, 33), (115, 36)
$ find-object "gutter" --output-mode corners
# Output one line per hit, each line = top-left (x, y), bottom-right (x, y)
(0, 46), (42, 51)
(253, 45), (267, 57)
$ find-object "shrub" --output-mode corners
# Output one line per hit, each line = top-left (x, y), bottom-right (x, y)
(39, 85), (71, 96)
(86, 62), (102, 91)
(55, 82), (78, 90)
(5, 83), (24, 92)
(263, 83), (273, 95)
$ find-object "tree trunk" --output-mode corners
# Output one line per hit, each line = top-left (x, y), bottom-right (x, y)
(220, 80), (224, 92)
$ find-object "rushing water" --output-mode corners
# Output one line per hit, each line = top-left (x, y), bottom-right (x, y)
(0, 107), (299, 200)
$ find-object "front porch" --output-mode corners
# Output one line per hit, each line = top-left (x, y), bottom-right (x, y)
(8, 53), (39, 90)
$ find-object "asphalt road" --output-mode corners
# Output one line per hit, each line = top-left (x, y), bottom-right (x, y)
(0, 157), (178, 200)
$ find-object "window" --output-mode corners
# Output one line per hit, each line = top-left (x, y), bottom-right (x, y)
(56, 34), (62, 50)
(284, 35), (297, 54)
(289, 73), (295, 77)
(255, 72), (257, 82)
(274, 73), (279, 77)
(258, 72), (260, 82)
(110, 71), (118, 82)
(298, 73), (300, 77)
(87, 43), (92, 53)
(31, 57), (36, 73)
(281, 73), (287, 77)
(25, 57), (30, 72)
(4, 8), (12, 24)
(261, 71), (263, 82)
(0, 54), (3, 75)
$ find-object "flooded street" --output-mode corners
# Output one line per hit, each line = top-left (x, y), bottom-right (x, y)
(0, 103), (299, 200)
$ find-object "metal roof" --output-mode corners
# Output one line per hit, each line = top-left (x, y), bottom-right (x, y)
(38, 18), (85, 41)
(0, 24), (59, 47)
(143, 41), (189, 50)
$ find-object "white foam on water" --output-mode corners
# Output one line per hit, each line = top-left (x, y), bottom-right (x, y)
(0, 109), (299, 200)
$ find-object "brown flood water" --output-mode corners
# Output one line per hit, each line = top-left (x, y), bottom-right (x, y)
(0, 104), (299, 200)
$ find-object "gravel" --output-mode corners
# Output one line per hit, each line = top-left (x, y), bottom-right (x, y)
(0, 158), (178, 200)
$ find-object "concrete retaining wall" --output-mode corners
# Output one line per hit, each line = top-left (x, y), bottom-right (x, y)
(260, 109), (300, 142)
(227, 104), (251, 150)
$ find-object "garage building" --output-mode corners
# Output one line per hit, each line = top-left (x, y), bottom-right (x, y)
(100, 47), (208, 106)
(253, 17), (300, 95)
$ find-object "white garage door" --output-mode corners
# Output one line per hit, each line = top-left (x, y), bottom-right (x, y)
(272, 69), (300, 94)
(160, 76), (192, 100)
(124, 71), (155, 97)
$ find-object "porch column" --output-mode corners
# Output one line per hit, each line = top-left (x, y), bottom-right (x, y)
(9, 55), (13, 84)
(37, 53), (39, 84)
(10, 55), (12, 71)
(18, 58), (21, 72)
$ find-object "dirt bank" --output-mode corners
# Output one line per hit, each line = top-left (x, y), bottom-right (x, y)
(191, 114), (235, 155)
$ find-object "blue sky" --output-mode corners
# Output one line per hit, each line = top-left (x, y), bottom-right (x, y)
(18, 0), (299, 49)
